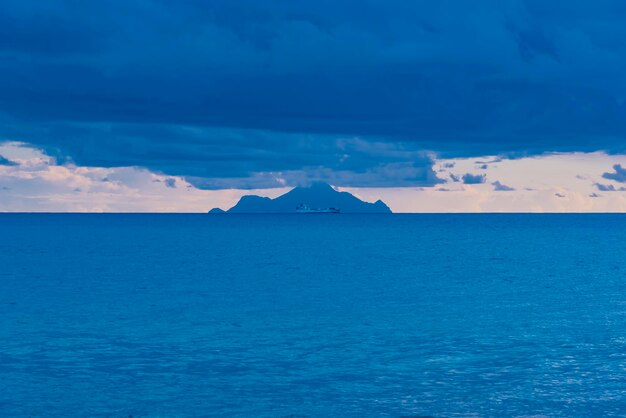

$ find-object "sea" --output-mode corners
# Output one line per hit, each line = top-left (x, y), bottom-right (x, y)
(1, 213), (626, 417)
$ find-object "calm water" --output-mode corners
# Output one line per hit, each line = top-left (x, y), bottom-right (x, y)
(1, 214), (626, 417)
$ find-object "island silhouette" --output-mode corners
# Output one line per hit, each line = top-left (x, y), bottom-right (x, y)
(211, 182), (392, 213)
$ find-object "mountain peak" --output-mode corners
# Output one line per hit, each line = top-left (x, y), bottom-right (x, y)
(306, 182), (335, 191)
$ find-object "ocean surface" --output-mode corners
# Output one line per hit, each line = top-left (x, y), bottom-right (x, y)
(1, 214), (626, 417)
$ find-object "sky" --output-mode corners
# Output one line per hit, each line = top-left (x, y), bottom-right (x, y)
(1, 0), (626, 212)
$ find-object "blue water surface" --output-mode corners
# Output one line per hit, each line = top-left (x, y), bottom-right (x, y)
(1, 214), (626, 417)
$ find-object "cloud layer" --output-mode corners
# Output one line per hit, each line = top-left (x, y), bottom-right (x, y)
(2, 142), (626, 212)
(3, 1), (626, 188)
(0, 142), (285, 212)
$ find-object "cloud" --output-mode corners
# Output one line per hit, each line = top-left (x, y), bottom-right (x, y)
(187, 160), (444, 190)
(476, 158), (502, 164)
(492, 181), (515, 191)
(0, 142), (285, 212)
(0, 155), (17, 166)
(4, 143), (626, 212)
(602, 164), (626, 183)
(3, 1), (626, 188)
(462, 173), (486, 184)
(164, 178), (176, 188)
(0, 125), (443, 188)
(595, 183), (626, 192)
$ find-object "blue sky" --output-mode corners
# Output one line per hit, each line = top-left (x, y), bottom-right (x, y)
(1, 1), (626, 211)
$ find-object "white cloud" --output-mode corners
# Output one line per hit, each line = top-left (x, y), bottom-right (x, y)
(343, 152), (626, 213)
(2, 142), (626, 212)
(0, 142), (286, 212)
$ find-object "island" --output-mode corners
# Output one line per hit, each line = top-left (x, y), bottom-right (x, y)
(210, 182), (392, 213)
(207, 208), (226, 214)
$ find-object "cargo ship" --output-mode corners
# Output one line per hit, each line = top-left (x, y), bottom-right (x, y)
(296, 204), (340, 214)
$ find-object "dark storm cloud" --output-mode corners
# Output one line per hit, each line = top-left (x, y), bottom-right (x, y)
(0, 122), (442, 188)
(2, 1), (626, 187)
(462, 173), (486, 184)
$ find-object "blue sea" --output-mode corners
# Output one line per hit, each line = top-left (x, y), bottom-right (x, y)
(1, 214), (626, 417)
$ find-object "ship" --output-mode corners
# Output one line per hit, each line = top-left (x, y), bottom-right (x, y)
(295, 204), (340, 214)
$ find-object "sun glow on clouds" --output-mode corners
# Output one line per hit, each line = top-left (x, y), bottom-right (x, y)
(0, 142), (286, 212)
(2, 141), (626, 212)
(344, 153), (626, 213)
